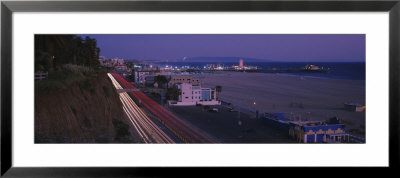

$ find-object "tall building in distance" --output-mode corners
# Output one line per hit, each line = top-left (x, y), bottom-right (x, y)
(239, 59), (244, 68)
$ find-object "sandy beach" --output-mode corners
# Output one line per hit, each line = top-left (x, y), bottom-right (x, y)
(199, 71), (366, 135)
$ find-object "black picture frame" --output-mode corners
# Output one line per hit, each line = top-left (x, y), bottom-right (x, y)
(1, 0), (399, 177)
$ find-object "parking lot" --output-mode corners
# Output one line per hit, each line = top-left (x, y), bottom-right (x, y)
(168, 104), (297, 143)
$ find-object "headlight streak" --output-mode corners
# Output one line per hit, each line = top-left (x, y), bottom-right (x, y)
(108, 73), (174, 143)
(109, 73), (218, 143)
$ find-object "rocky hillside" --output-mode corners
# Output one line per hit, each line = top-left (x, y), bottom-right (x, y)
(35, 72), (140, 143)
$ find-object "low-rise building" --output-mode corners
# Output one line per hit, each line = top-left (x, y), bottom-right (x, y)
(134, 71), (150, 85)
(134, 71), (171, 86)
(115, 65), (128, 72)
(99, 56), (125, 68)
(168, 75), (201, 87)
(111, 57), (124, 65)
(168, 83), (220, 106)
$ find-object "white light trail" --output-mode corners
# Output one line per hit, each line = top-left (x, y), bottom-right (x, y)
(107, 73), (174, 143)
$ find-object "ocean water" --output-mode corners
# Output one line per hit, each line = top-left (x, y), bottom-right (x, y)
(153, 62), (366, 81)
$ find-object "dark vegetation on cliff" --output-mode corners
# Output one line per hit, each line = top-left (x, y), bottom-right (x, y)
(35, 35), (100, 72)
(35, 71), (140, 143)
(34, 35), (140, 143)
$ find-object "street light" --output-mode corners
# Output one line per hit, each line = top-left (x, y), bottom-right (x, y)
(234, 104), (242, 126)
(253, 97), (258, 119)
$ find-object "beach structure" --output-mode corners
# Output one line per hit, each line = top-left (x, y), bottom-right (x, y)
(231, 59), (258, 71)
(205, 64), (215, 70)
(239, 59), (244, 68)
(168, 83), (220, 106)
(303, 64), (328, 72)
(262, 113), (352, 143)
(344, 103), (366, 112)
(305, 65), (320, 70)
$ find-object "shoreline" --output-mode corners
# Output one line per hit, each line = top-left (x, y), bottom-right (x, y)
(266, 72), (366, 82)
(197, 71), (366, 82)
(200, 71), (366, 136)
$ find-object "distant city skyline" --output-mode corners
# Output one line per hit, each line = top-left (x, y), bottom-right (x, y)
(82, 34), (365, 62)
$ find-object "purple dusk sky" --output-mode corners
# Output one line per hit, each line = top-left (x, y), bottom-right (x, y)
(82, 34), (365, 62)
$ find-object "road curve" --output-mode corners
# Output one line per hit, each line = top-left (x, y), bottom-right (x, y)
(110, 73), (218, 143)
(108, 73), (174, 143)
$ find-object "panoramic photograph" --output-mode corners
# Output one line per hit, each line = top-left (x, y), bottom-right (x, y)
(34, 34), (366, 143)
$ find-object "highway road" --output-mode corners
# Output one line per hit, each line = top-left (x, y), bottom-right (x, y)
(110, 73), (218, 143)
(108, 73), (174, 143)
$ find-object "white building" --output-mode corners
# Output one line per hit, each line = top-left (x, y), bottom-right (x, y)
(111, 57), (124, 65)
(99, 56), (125, 67)
(134, 71), (150, 85)
(168, 83), (220, 106)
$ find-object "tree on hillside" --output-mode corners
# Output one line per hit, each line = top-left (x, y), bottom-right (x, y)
(71, 36), (83, 65)
(35, 35), (101, 72)
(35, 35), (74, 72)
(82, 36), (100, 67)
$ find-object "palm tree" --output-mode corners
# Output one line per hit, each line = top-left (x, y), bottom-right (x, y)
(216, 85), (222, 93)
(155, 75), (168, 88)
(216, 85), (222, 99)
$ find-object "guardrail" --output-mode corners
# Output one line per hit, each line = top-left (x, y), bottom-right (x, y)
(34, 72), (48, 80)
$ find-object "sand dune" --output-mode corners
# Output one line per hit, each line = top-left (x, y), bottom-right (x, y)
(200, 72), (366, 135)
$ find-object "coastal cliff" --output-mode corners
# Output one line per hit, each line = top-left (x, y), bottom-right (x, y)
(34, 72), (138, 143)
